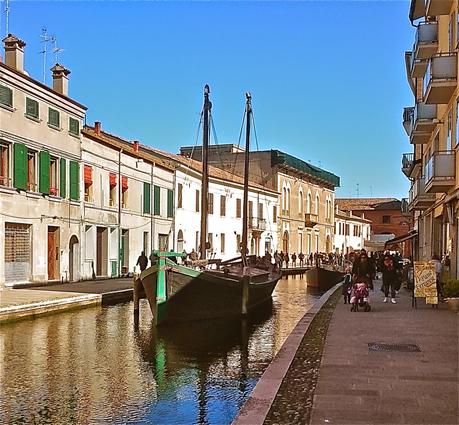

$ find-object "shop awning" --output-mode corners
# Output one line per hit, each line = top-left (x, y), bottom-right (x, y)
(384, 231), (418, 248)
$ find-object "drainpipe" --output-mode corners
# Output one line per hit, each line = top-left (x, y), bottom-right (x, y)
(118, 149), (122, 277)
(150, 161), (154, 260)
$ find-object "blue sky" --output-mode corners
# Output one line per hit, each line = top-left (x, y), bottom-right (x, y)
(5, 0), (413, 199)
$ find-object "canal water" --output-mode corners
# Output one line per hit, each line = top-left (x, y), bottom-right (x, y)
(0, 276), (320, 425)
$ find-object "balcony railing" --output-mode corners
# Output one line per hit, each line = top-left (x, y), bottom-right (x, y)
(305, 212), (319, 227)
(414, 21), (438, 60)
(423, 53), (457, 104)
(402, 153), (414, 177)
(425, 150), (455, 193)
(403, 107), (414, 136)
(409, 177), (435, 210)
(410, 102), (437, 144)
(426, 0), (453, 16)
(248, 217), (266, 231)
(410, 51), (428, 78)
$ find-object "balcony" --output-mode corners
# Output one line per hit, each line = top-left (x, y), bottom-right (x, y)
(410, 102), (437, 144)
(423, 53), (457, 104)
(409, 177), (436, 210)
(414, 21), (438, 59)
(403, 107), (414, 136)
(426, 0), (453, 16)
(409, 0), (425, 22)
(402, 153), (421, 178)
(410, 51), (428, 78)
(425, 150), (456, 193)
(248, 217), (266, 232)
(305, 212), (319, 227)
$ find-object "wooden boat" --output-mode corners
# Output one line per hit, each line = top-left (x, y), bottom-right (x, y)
(304, 266), (344, 291)
(136, 87), (281, 325)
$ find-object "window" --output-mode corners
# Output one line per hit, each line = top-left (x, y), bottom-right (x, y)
(307, 192), (311, 213)
(447, 109), (452, 150)
(154, 185), (160, 215)
(27, 151), (37, 191)
(208, 193), (214, 214)
(236, 198), (242, 218)
(382, 215), (390, 224)
(287, 188), (291, 212)
(121, 176), (128, 208)
(0, 84), (12, 108)
(143, 182), (151, 214)
(167, 189), (174, 218)
(220, 195), (226, 217)
(236, 234), (241, 252)
(84, 165), (93, 202)
(195, 231), (199, 251)
(249, 201), (253, 219)
(25, 98), (39, 119)
(299, 190), (303, 214)
(48, 108), (60, 129)
(345, 224), (350, 236)
(196, 189), (200, 212)
(456, 99), (459, 145)
(69, 117), (80, 136)
(208, 233), (213, 250)
(315, 193), (319, 215)
(273, 205), (277, 223)
(49, 157), (58, 195)
(258, 203), (264, 220)
(38, 150), (50, 194)
(0, 144), (10, 186)
(109, 172), (117, 206)
(220, 233), (225, 253)
(59, 158), (66, 198)
(143, 231), (149, 255)
(177, 183), (183, 208)
(69, 161), (79, 200)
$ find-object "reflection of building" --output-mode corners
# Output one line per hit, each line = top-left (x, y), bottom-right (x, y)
(180, 146), (340, 255)
(81, 125), (175, 278)
(336, 198), (412, 255)
(0, 35), (86, 286)
(333, 207), (372, 254)
(146, 149), (279, 259)
(402, 0), (459, 276)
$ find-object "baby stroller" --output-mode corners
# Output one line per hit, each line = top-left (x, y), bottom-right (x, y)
(350, 277), (371, 312)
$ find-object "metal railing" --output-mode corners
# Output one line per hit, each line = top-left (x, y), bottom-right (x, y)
(414, 21), (438, 54)
(425, 150), (455, 183)
(423, 52), (457, 94)
(248, 217), (266, 231)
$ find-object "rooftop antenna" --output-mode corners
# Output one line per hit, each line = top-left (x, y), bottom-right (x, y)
(52, 37), (64, 63)
(4, 0), (10, 36)
(39, 28), (56, 84)
(356, 183), (360, 197)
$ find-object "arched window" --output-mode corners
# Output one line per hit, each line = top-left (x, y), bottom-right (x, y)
(315, 193), (319, 215)
(282, 187), (287, 210)
(299, 189), (304, 215)
(307, 192), (311, 214)
(287, 188), (291, 213)
(177, 229), (184, 252)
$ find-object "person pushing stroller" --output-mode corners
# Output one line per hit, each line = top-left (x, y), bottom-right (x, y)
(350, 275), (371, 312)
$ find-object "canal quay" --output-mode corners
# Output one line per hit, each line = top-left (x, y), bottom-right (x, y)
(1, 275), (328, 424)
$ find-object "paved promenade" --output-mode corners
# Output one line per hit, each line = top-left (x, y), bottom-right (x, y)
(310, 286), (458, 424)
(0, 278), (133, 323)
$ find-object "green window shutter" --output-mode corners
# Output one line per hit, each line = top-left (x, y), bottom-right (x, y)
(154, 185), (160, 215)
(69, 117), (79, 135)
(26, 98), (39, 118)
(13, 143), (27, 190)
(38, 151), (50, 194)
(60, 158), (66, 198)
(69, 161), (80, 200)
(48, 108), (60, 128)
(0, 85), (12, 107)
(143, 182), (151, 214)
(167, 189), (174, 218)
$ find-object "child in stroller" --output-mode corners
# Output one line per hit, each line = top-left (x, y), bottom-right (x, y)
(350, 275), (371, 312)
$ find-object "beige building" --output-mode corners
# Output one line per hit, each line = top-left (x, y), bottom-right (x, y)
(180, 146), (340, 256)
(0, 34), (86, 286)
(403, 0), (459, 277)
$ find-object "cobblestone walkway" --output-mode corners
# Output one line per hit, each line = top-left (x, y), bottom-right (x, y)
(309, 283), (458, 424)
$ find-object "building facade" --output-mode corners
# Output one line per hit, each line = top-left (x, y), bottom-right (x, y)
(180, 146), (340, 257)
(402, 0), (459, 276)
(333, 208), (372, 254)
(0, 35), (86, 286)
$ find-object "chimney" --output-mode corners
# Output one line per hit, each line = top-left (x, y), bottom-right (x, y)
(94, 121), (101, 135)
(51, 63), (71, 96)
(133, 141), (139, 154)
(3, 34), (26, 73)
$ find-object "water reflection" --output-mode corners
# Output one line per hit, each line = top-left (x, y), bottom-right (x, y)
(0, 276), (319, 425)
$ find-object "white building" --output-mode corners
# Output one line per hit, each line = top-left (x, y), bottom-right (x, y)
(0, 34), (86, 286)
(149, 150), (279, 260)
(333, 208), (372, 254)
(81, 124), (175, 279)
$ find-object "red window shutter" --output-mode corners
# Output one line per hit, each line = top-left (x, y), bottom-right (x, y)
(109, 172), (117, 187)
(122, 175), (128, 191)
(84, 165), (92, 185)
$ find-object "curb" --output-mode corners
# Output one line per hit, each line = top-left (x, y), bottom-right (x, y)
(232, 283), (341, 425)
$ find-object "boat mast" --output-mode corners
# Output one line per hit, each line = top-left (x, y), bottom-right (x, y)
(241, 93), (252, 268)
(200, 84), (211, 260)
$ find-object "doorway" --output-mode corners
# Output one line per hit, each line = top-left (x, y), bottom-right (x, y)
(69, 235), (79, 282)
(96, 227), (108, 276)
(282, 230), (289, 253)
(177, 230), (184, 252)
(47, 226), (60, 280)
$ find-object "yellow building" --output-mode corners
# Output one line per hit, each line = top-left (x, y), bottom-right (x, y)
(403, 0), (459, 276)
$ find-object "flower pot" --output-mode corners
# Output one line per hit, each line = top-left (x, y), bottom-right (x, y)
(446, 297), (459, 313)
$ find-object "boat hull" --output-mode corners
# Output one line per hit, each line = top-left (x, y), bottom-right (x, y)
(304, 266), (344, 291)
(139, 263), (280, 325)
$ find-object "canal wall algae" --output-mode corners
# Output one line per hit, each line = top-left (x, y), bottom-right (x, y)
(233, 284), (340, 425)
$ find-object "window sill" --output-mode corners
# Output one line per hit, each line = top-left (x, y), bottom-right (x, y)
(25, 114), (41, 123)
(0, 103), (14, 112)
(48, 123), (61, 131)
(69, 131), (80, 139)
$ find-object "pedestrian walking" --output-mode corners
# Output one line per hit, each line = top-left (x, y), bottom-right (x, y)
(285, 252), (290, 268)
(136, 251), (148, 272)
(342, 266), (352, 304)
(353, 250), (375, 290)
(381, 254), (398, 303)
(309, 253), (313, 266)
(291, 252), (297, 267)
(298, 252), (304, 267)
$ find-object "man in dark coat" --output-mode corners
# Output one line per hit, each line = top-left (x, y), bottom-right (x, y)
(136, 251), (148, 272)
